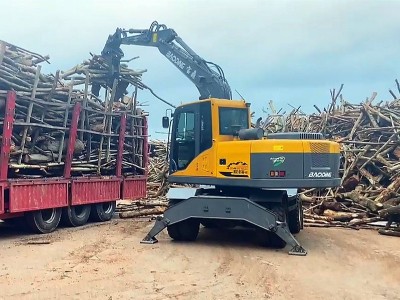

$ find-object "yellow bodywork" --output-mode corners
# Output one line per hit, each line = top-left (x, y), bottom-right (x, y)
(171, 98), (340, 179)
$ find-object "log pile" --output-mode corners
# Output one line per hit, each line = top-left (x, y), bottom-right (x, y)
(0, 40), (148, 178)
(117, 199), (167, 218)
(117, 140), (193, 218)
(147, 140), (169, 198)
(116, 140), (169, 219)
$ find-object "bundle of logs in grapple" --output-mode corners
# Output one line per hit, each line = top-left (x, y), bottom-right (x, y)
(0, 40), (148, 178)
(258, 84), (400, 236)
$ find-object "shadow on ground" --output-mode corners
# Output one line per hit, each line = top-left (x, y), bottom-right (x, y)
(168, 226), (306, 253)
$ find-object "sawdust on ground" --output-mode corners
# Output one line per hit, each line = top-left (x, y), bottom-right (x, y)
(0, 218), (399, 300)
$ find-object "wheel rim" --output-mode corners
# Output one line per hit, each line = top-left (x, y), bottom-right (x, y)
(102, 202), (113, 214)
(40, 209), (56, 224)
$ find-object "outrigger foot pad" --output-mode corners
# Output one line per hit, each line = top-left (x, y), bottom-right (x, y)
(141, 235), (159, 244)
(140, 216), (170, 244)
(289, 245), (307, 256)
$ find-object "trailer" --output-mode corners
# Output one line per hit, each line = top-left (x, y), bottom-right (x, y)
(0, 90), (149, 233)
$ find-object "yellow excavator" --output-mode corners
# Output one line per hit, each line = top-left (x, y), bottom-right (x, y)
(100, 21), (341, 255)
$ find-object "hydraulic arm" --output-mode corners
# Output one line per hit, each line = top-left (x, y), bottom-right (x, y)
(100, 21), (232, 100)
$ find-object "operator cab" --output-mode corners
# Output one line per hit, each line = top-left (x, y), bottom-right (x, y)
(162, 98), (250, 173)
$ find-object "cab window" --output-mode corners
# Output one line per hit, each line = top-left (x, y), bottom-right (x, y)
(173, 111), (195, 170)
(219, 107), (248, 135)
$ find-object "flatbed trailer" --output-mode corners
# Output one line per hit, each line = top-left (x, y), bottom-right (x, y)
(0, 91), (149, 233)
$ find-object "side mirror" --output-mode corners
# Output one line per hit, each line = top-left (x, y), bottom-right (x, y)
(162, 116), (169, 128)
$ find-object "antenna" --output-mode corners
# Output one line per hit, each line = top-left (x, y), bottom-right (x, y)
(235, 89), (246, 100)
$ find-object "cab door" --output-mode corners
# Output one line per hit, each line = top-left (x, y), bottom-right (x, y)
(170, 104), (199, 173)
(169, 101), (212, 174)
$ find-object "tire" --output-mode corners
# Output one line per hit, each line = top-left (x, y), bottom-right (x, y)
(255, 229), (269, 247)
(167, 223), (182, 240)
(90, 201), (116, 222)
(61, 204), (91, 227)
(178, 219), (200, 241)
(167, 199), (184, 240)
(269, 233), (287, 248)
(25, 208), (62, 234)
(166, 199), (200, 241)
(256, 230), (287, 249)
(167, 219), (200, 241)
(2, 217), (29, 231)
(288, 198), (302, 234)
(201, 220), (218, 228)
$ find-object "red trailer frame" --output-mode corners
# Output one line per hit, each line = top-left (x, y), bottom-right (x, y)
(0, 91), (149, 224)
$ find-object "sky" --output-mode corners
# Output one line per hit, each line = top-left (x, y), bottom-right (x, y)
(1, 0), (400, 139)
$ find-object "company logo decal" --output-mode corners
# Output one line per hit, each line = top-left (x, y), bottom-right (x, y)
(219, 161), (249, 178)
(308, 172), (332, 178)
(270, 156), (285, 167)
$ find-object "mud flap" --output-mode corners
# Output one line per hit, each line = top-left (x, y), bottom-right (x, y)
(140, 195), (307, 256)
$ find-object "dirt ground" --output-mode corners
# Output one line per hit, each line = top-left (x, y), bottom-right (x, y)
(0, 218), (399, 300)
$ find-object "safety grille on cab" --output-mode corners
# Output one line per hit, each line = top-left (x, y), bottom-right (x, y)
(310, 143), (330, 167)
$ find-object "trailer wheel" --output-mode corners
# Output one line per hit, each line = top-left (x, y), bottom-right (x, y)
(90, 201), (116, 222)
(288, 198), (302, 234)
(25, 208), (62, 234)
(2, 217), (29, 231)
(62, 204), (91, 227)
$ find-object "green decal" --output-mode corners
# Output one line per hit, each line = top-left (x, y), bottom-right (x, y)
(270, 156), (285, 167)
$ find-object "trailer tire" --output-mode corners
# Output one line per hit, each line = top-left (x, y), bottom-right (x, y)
(288, 198), (302, 234)
(25, 208), (62, 234)
(2, 217), (29, 231)
(90, 201), (116, 222)
(61, 204), (91, 227)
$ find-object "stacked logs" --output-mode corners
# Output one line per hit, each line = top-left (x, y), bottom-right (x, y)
(147, 140), (170, 198)
(117, 140), (170, 219)
(117, 140), (191, 218)
(0, 40), (147, 178)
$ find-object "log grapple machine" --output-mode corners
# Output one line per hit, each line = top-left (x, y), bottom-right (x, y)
(101, 21), (341, 255)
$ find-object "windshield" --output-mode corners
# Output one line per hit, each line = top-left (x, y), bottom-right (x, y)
(219, 107), (249, 135)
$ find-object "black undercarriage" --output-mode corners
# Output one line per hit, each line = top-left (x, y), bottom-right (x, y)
(141, 186), (307, 256)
